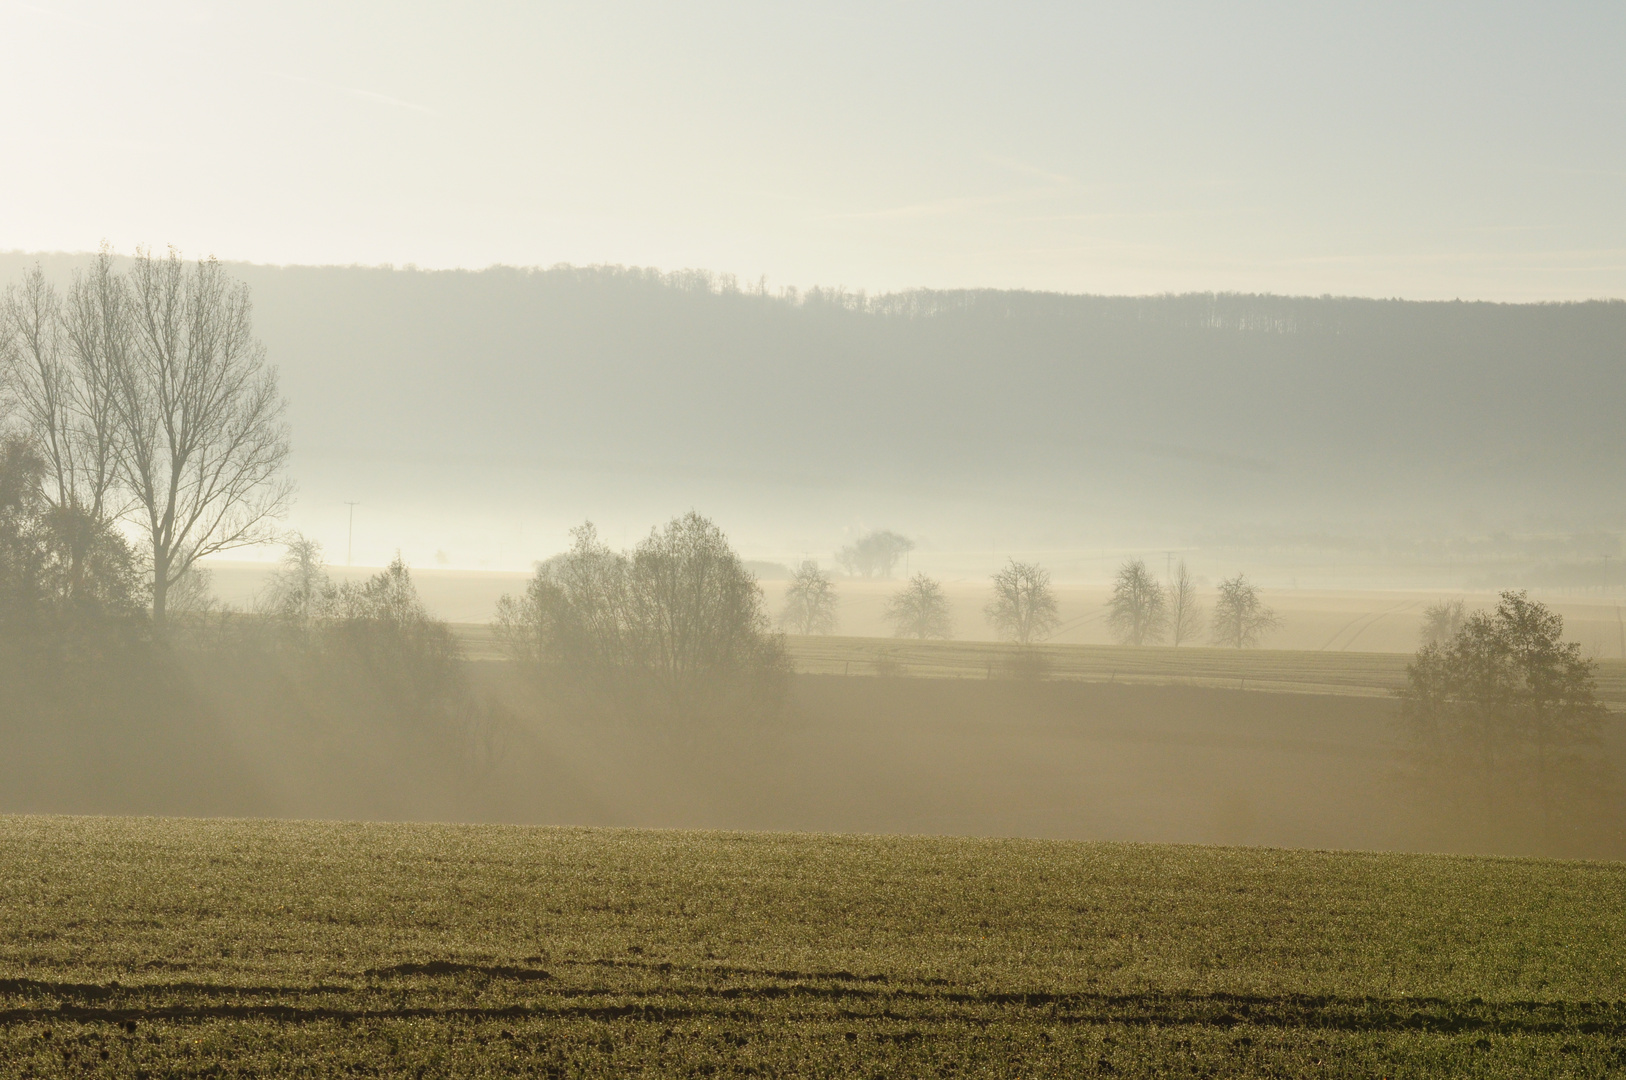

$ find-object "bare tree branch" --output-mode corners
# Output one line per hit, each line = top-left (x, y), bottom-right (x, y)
(985, 559), (1059, 645)
(115, 248), (292, 621)
(884, 573), (953, 640)
(1166, 560), (1203, 646)
(2, 267), (76, 510)
(1210, 574), (1278, 648)
(1107, 558), (1167, 646)
(781, 560), (838, 635)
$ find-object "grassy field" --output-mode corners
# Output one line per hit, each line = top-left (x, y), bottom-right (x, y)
(785, 637), (1626, 707)
(4, 816), (1626, 1077)
(456, 624), (1626, 705)
(782, 637), (1418, 696)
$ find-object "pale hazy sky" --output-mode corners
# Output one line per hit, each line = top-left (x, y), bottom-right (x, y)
(3, 1), (1622, 300)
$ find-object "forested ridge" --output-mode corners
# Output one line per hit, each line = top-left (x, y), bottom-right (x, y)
(3, 254), (1621, 556)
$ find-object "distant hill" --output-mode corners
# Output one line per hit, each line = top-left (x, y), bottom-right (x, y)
(4, 253), (1622, 580)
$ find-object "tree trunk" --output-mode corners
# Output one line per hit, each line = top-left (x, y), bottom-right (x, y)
(151, 550), (170, 625)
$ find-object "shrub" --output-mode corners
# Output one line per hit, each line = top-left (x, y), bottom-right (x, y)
(497, 513), (788, 724)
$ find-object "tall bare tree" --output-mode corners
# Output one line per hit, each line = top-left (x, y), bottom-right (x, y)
(3, 268), (76, 510)
(985, 559), (1060, 645)
(59, 249), (131, 524)
(1210, 574), (1278, 648)
(116, 249), (292, 621)
(1106, 558), (1166, 645)
(780, 559), (838, 635)
(1166, 559), (1203, 646)
(884, 573), (953, 639)
(0, 297), (14, 414)
(2, 263), (132, 604)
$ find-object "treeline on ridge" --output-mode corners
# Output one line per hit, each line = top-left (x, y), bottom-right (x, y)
(9, 249), (1623, 538)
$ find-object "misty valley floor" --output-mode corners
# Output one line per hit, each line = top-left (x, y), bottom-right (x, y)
(3, 818), (1626, 1077)
(8, 670), (1622, 858)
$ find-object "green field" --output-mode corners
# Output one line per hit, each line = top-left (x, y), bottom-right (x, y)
(5, 816), (1626, 1077)
(454, 624), (1626, 706)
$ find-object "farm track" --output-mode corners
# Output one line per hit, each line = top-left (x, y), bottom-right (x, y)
(6, 968), (1626, 1037)
(453, 624), (1626, 706)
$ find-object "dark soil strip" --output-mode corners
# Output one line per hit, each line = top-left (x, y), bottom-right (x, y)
(561, 958), (896, 984)
(364, 961), (553, 981)
(4, 983), (1626, 1037)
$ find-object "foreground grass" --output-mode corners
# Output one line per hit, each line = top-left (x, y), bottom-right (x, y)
(3, 817), (1625, 1076)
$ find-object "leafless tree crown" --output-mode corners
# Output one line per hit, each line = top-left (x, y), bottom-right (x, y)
(496, 514), (788, 722)
(117, 248), (292, 620)
(1401, 591), (1608, 838)
(1210, 574), (1278, 648)
(884, 573), (953, 640)
(1166, 560), (1203, 646)
(1420, 598), (1469, 647)
(985, 559), (1060, 645)
(2, 249), (292, 622)
(781, 559), (838, 635)
(1107, 558), (1167, 646)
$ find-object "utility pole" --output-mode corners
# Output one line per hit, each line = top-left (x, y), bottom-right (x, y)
(344, 501), (360, 567)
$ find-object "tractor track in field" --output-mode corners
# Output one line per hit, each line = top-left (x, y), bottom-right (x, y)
(6, 970), (1626, 1037)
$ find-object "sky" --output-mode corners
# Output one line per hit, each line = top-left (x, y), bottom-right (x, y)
(2, 1), (1623, 301)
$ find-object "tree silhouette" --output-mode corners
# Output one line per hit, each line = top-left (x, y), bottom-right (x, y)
(1420, 598), (1468, 646)
(884, 573), (953, 640)
(1107, 558), (1166, 646)
(780, 559), (838, 635)
(117, 249), (292, 622)
(985, 559), (1059, 645)
(1401, 591), (1610, 839)
(496, 513), (787, 721)
(836, 530), (914, 578)
(1210, 574), (1277, 648)
(1166, 560), (1203, 646)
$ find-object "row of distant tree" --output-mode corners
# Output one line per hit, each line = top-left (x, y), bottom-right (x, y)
(304, 513), (1626, 851)
(1105, 559), (1278, 648)
(782, 544), (1282, 650)
(495, 518), (1616, 853)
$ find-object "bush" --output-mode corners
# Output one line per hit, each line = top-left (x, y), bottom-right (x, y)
(0, 435), (149, 680)
(1400, 590), (1616, 851)
(186, 546), (507, 777)
(497, 513), (788, 725)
